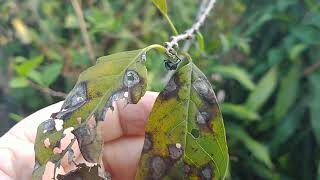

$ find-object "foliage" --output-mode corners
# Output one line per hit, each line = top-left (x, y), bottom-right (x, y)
(0, 0), (320, 179)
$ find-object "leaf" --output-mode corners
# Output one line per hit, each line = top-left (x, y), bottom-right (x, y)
(41, 63), (62, 87)
(211, 65), (256, 91)
(309, 71), (320, 144)
(246, 66), (278, 112)
(228, 124), (273, 168)
(273, 63), (301, 120)
(33, 46), (157, 179)
(196, 31), (205, 51)
(57, 163), (108, 180)
(221, 103), (260, 122)
(151, 0), (167, 14)
(136, 62), (229, 179)
(14, 55), (44, 76)
(9, 77), (29, 88)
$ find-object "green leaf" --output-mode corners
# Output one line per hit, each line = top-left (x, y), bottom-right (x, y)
(196, 31), (205, 51)
(136, 62), (229, 179)
(41, 63), (62, 87)
(28, 70), (45, 86)
(33, 45), (161, 179)
(211, 65), (256, 91)
(228, 124), (273, 168)
(14, 55), (44, 76)
(221, 103), (260, 121)
(8, 113), (24, 122)
(246, 66), (278, 111)
(9, 77), (29, 88)
(309, 71), (320, 144)
(274, 63), (301, 120)
(151, 0), (167, 14)
(269, 100), (306, 152)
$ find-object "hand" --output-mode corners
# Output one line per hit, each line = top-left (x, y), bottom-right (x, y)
(0, 92), (158, 180)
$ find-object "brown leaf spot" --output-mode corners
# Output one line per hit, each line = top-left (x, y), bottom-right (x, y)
(124, 70), (140, 88)
(168, 144), (183, 161)
(196, 110), (214, 132)
(184, 164), (192, 176)
(193, 78), (217, 105)
(42, 119), (56, 134)
(199, 165), (213, 180)
(142, 133), (153, 153)
(160, 74), (179, 100)
(76, 117), (82, 124)
(150, 156), (168, 179)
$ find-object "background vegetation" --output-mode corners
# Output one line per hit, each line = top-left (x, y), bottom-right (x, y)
(0, 0), (320, 179)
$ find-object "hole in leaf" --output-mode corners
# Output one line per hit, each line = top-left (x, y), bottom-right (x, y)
(191, 128), (200, 138)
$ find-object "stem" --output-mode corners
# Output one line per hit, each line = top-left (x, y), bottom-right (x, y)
(28, 80), (67, 98)
(165, 0), (216, 55)
(164, 14), (179, 36)
(304, 60), (320, 76)
(71, 0), (96, 64)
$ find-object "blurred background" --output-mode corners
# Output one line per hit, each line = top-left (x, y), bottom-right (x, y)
(0, 0), (320, 179)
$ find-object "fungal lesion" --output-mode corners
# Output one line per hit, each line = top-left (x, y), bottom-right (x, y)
(192, 78), (217, 105)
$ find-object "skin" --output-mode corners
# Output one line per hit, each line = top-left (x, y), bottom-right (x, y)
(0, 92), (158, 180)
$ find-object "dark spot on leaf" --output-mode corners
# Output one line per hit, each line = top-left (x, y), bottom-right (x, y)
(149, 156), (168, 179)
(198, 164), (213, 180)
(57, 163), (106, 180)
(34, 159), (40, 170)
(160, 74), (179, 100)
(41, 119), (56, 134)
(195, 110), (214, 132)
(143, 133), (153, 152)
(168, 144), (183, 161)
(193, 78), (217, 105)
(191, 128), (200, 138)
(184, 164), (192, 176)
(124, 70), (140, 88)
(57, 82), (88, 120)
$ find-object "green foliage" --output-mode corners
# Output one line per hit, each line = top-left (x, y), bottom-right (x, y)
(1, 0), (320, 179)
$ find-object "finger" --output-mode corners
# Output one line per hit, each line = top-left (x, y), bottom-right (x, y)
(101, 92), (158, 142)
(102, 136), (144, 180)
(0, 101), (64, 144)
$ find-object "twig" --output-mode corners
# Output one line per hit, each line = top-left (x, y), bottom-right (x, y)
(304, 61), (320, 76)
(28, 81), (67, 98)
(164, 0), (216, 56)
(71, 0), (96, 64)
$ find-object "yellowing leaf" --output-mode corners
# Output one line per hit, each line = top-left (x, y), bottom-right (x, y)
(136, 62), (229, 179)
(33, 46), (158, 179)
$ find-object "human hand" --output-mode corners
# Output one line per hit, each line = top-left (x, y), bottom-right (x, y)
(0, 92), (158, 180)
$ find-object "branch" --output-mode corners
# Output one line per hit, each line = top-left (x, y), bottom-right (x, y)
(28, 81), (67, 98)
(71, 0), (96, 64)
(304, 60), (320, 76)
(164, 0), (216, 55)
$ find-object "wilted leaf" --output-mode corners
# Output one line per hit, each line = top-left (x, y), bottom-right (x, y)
(33, 46), (159, 179)
(136, 62), (229, 179)
(246, 66), (278, 111)
(211, 65), (255, 91)
(221, 103), (260, 122)
(309, 71), (320, 144)
(228, 124), (272, 168)
(152, 0), (167, 14)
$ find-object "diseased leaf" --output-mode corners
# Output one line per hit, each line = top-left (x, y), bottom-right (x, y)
(152, 0), (167, 15)
(221, 103), (260, 122)
(211, 65), (256, 91)
(309, 71), (320, 144)
(136, 62), (229, 179)
(246, 66), (278, 111)
(57, 163), (110, 180)
(33, 46), (157, 179)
